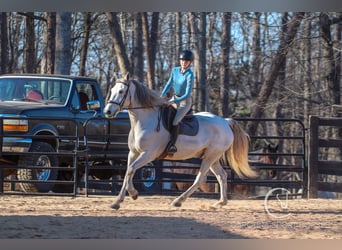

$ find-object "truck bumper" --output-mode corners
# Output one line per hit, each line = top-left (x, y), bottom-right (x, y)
(1, 137), (32, 153)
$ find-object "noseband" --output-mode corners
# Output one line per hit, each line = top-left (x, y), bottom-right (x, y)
(107, 80), (130, 110)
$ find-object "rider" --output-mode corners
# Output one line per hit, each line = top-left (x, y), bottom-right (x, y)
(161, 49), (194, 155)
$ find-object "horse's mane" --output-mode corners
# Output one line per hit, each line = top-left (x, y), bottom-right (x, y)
(130, 79), (166, 107)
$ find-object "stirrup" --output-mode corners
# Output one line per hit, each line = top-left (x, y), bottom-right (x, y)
(168, 145), (177, 153)
(166, 142), (177, 156)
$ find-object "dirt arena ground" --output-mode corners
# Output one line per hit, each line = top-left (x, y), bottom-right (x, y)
(0, 194), (341, 239)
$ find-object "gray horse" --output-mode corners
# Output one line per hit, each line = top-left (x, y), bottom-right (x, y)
(104, 74), (257, 209)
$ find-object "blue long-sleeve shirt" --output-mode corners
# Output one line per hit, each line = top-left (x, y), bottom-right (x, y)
(161, 66), (194, 103)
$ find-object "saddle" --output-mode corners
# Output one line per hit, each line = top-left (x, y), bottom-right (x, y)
(160, 104), (199, 136)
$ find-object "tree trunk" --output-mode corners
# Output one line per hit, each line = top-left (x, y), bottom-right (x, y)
(142, 12), (159, 89)
(79, 12), (92, 76)
(106, 12), (131, 77)
(189, 12), (207, 112)
(0, 12), (9, 74)
(54, 12), (71, 75)
(250, 12), (262, 99)
(132, 13), (144, 82)
(41, 12), (56, 74)
(320, 13), (340, 106)
(23, 12), (35, 73)
(247, 12), (305, 136)
(175, 12), (182, 58)
(218, 12), (232, 117)
(303, 14), (312, 127)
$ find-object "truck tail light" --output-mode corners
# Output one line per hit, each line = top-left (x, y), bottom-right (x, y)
(3, 119), (29, 132)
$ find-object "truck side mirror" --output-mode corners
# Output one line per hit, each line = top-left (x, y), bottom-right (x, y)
(87, 100), (101, 110)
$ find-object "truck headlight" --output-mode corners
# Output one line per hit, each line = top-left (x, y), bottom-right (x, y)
(3, 119), (29, 132)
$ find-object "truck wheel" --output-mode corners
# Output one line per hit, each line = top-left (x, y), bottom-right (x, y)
(134, 162), (162, 193)
(17, 141), (58, 193)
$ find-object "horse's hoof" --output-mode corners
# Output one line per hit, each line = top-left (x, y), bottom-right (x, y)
(129, 190), (139, 200)
(212, 201), (227, 207)
(110, 203), (120, 210)
(171, 200), (182, 207)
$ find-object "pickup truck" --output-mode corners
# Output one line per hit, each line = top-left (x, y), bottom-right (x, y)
(0, 74), (161, 194)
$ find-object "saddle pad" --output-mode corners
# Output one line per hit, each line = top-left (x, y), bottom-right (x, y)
(161, 105), (199, 136)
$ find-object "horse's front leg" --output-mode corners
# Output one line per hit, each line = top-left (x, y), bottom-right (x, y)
(111, 151), (155, 210)
(111, 152), (138, 210)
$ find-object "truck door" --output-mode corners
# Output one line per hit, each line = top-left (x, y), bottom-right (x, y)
(71, 82), (107, 152)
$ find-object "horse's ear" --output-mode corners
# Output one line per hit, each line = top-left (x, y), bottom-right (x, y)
(125, 72), (130, 81)
(111, 74), (117, 84)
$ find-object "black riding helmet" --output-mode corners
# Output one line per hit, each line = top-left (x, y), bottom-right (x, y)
(179, 50), (194, 61)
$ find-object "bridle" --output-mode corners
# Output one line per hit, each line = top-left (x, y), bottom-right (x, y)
(106, 80), (131, 111)
(106, 78), (164, 131)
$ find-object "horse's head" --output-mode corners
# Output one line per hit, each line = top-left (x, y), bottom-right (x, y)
(263, 144), (279, 164)
(104, 73), (131, 119)
(263, 143), (279, 178)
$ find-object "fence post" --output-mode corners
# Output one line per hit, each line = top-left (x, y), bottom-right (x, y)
(308, 115), (319, 198)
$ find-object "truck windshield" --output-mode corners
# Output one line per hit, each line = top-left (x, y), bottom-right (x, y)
(0, 77), (72, 104)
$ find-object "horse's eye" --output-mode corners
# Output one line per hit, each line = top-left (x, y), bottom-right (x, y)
(119, 90), (124, 94)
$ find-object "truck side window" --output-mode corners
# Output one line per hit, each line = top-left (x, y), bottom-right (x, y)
(78, 92), (89, 110)
(71, 91), (81, 110)
(75, 83), (98, 111)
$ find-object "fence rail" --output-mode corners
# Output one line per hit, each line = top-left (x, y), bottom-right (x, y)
(1, 117), (308, 198)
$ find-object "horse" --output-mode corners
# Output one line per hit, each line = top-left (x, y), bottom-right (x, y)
(249, 143), (279, 179)
(171, 143), (279, 198)
(104, 74), (258, 209)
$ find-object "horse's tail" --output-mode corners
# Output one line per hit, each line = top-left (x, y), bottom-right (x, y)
(224, 118), (258, 178)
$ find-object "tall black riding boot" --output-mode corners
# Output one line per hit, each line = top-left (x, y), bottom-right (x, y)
(167, 124), (179, 155)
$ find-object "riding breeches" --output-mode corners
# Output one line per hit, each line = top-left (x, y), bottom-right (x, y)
(170, 95), (192, 126)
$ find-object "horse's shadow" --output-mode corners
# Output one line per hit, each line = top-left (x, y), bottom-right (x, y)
(0, 215), (250, 239)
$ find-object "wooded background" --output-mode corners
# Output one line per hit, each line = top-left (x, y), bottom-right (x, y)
(0, 12), (341, 136)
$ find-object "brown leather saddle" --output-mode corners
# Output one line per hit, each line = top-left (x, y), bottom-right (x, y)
(160, 105), (199, 136)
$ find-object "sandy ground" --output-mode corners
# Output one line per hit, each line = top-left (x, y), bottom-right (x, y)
(0, 194), (341, 239)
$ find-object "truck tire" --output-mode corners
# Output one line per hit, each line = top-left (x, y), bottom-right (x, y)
(17, 141), (59, 193)
(134, 162), (162, 194)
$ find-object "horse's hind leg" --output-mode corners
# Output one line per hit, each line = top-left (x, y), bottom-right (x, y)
(209, 162), (228, 207)
(171, 157), (214, 207)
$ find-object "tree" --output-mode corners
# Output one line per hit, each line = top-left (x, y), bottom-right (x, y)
(106, 12), (131, 77)
(319, 13), (341, 106)
(189, 12), (207, 112)
(250, 12), (262, 99)
(302, 13), (312, 127)
(41, 12), (56, 74)
(218, 12), (232, 117)
(0, 12), (9, 74)
(79, 12), (96, 76)
(132, 12), (144, 81)
(247, 12), (305, 136)
(142, 12), (159, 89)
(23, 12), (35, 73)
(54, 12), (72, 75)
